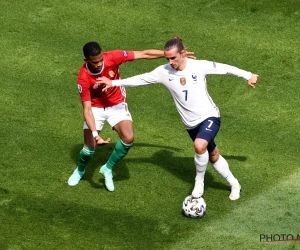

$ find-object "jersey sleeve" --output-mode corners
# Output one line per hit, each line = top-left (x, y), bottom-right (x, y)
(77, 71), (91, 102)
(106, 50), (135, 65)
(199, 60), (252, 80)
(112, 66), (162, 87)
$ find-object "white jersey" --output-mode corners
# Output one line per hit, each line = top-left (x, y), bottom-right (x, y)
(112, 59), (252, 129)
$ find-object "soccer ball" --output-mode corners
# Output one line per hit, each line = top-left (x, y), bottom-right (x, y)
(182, 195), (206, 218)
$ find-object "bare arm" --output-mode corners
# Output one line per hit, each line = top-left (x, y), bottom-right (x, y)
(133, 50), (196, 60)
(82, 101), (110, 145)
(82, 101), (97, 132)
(133, 50), (164, 59)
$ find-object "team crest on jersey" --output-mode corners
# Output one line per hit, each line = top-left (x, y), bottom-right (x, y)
(109, 70), (115, 78)
(77, 84), (82, 93)
(180, 77), (186, 86)
(192, 73), (197, 81)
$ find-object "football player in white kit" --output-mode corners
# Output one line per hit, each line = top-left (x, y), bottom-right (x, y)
(98, 36), (259, 200)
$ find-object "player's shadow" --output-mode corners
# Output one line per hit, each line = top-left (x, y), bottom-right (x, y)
(70, 142), (247, 192)
(124, 144), (247, 193)
(70, 142), (181, 189)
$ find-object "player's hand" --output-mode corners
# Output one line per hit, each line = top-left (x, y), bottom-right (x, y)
(247, 74), (259, 88)
(186, 51), (196, 60)
(95, 136), (111, 145)
(96, 77), (113, 92)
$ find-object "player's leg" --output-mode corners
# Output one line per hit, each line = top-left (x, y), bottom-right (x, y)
(209, 147), (241, 200)
(68, 130), (96, 186)
(100, 103), (133, 191)
(68, 107), (104, 186)
(188, 117), (221, 198)
(107, 119), (134, 168)
(192, 138), (209, 198)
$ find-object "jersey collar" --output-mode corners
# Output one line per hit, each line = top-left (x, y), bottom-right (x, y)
(86, 61), (105, 75)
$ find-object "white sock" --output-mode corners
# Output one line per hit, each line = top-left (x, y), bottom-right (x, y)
(211, 155), (238, 186)
(194, 151), (209, 182)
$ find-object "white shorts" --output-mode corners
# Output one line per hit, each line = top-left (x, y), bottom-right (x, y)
(83, 102), (133, 131)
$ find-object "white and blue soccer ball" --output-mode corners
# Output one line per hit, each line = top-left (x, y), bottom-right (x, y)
(182, 195), (206, 218)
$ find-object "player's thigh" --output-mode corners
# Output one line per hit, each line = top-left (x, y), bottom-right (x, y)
(107, 103), (134, 144)
(188, 117), (220, 154)
(113, 120), (134, 144)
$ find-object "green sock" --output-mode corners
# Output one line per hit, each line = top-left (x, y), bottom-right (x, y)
(77, 146), (95, 172)
(106, 140), (133, 170)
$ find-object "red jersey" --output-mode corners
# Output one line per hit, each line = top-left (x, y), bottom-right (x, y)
(77, 50), (135, 108)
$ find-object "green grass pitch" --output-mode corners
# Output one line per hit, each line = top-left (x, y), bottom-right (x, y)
(0, 0), (299, 249)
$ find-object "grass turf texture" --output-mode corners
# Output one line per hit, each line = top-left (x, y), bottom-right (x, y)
(0, 0), (299, 249)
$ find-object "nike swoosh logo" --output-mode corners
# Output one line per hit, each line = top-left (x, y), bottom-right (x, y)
(205, 128), (212, 131)
(169, 78), (174, 81)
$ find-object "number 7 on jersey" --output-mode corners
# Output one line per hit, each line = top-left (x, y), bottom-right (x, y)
(182, 90), (188, 101)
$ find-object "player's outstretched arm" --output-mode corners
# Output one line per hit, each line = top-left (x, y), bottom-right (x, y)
(133, 50), (164, 59)
(247, 74), (259, 88)
(185, 51), (196, 59)
(133, 50), (196, 60)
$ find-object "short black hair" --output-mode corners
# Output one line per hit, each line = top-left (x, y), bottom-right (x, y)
(83, 42), (102, 58)
(164, 36), (185, 52)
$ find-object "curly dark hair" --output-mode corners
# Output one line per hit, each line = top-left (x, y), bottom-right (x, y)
(83, 42), (102, 58)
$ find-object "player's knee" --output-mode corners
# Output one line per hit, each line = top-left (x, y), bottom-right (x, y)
(194, 143), (207, 154)
(121, 134), (134, 145)
(194, 138), (209, 154)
